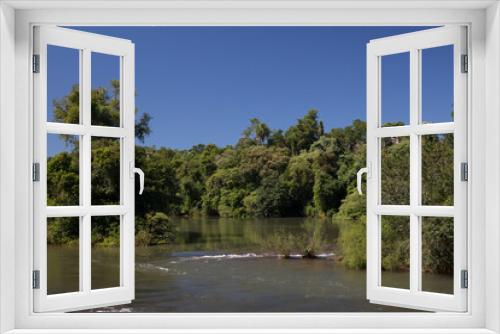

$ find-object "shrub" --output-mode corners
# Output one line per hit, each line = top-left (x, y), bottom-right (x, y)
(135, 212), (177, 246)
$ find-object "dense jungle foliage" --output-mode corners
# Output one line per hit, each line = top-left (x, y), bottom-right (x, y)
(47, 81), (454, 274)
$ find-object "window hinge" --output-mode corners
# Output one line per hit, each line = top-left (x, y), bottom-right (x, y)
(32, 270), (40, 289)
(461, 162), (468, 182)
(32, 54), (40, 73)
(461, 54), (468, 73)
(33, 55), (40, 73)
(32, 163), (40, 182)
(461, 269), (468, 289)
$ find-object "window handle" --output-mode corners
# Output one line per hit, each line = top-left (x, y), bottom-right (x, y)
(357, 163), (371, 195)
(134, 168), (144, 195)
(130, 162), (144, 195)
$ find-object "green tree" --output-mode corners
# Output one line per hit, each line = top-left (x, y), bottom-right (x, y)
(422, 134), (453, 206)
(252, 175), (291, 217)
(285, 109), (322, 154)
(202, 167), (246, 216)
(313, 170), (343, 215)
(381, 137), (410, 205)
(47, 151), (79, 206)
(268, 129), (287, 148)
(91, 138), (121, 205)
(242, 118), (271, 145)
(135, 147), (182, 217)
(282, 153), (314, 216)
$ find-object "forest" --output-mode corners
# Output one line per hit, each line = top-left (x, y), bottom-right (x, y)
(47, 81), (454, 275)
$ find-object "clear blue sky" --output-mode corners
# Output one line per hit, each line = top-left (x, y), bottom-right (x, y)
(47, 26), (453, 153)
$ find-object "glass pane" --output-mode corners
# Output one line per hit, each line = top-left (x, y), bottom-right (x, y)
(422, 217), (454, 294)
(47, 45), (80, 124)
(91, 137), (121, 205)
(47, 134), (79, 206)
(381, 52), (410, 127)
(422, 134), (454, 206)
(422, 45), (454, 124)
(381, 215), (410, 289)
(47, 217), (80, 294)
(381, 137), (410, 205)
(91, 52), (121, 127)
(91, 216), (121, 290)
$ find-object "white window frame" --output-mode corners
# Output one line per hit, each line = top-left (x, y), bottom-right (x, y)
(0, 1), (499, 333)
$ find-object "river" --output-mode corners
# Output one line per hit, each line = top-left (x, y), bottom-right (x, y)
(47, 217), (453, 312)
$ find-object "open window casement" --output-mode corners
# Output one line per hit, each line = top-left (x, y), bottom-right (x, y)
(33, 26), (139, 312)
(364, 26), (468, 312)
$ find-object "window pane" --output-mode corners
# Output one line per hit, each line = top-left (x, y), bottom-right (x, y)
(381, 137), (410, 205)
(422, 45), (454, 124)
(381, 215), (410, 289)
(47, 217), (80, 294)
(91, 216), (121, 290)
(422, 217), (454, 294)
(91, 52), (121, 127)
(422, 134), (454, 206)
(47, 45), (80, 124)
(381, 52), (410, 127)
(47, 134), (80, 206)
(91, 137), (121, 205)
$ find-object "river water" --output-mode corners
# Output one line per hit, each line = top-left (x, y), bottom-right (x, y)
(47, 217), (453, 312)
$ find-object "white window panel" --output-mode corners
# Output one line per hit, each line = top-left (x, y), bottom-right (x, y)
(366, 26), (467, 312)
(33, 26), (136, 312)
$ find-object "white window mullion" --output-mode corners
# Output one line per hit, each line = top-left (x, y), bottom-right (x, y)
(81, 215), (91, 293)
(78, 48), (84, 293)
(409, 48), (421, 293)
(81, 48), (92, 294)
(81, 48), (91, 205)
